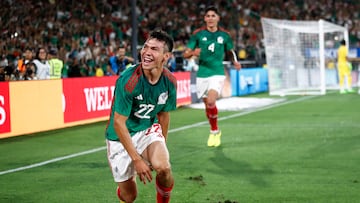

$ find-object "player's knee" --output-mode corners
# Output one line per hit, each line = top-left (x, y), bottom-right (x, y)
(120, 192), (137, 203)
(154, 164), (172, 177)
(117, 182), (137, 203)
(207, 102), (216, 108)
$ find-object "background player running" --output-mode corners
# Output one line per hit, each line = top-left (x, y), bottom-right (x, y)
(183, 5), (241, 147)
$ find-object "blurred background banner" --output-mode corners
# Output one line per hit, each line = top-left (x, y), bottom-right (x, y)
(230, 68), (269, 96)
(174, 71), (191, 106)
(63, 76), (117, 123)
(0, 82), (11, 134)
(1, 80), (63, 138)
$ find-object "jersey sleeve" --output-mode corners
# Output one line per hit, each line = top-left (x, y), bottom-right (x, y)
(162, 77), (177, 112)
(187, 32), (198, 50)
(225, 33), (234, 51)
(163, 87), (177, 112)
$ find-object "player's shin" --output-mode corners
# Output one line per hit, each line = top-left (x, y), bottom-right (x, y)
(117, 187), (126, 203)
(206, 105), (218, 132)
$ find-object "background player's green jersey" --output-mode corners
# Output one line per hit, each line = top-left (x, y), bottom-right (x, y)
(187, 27), (234, 77)
(105, 64), (177, 141)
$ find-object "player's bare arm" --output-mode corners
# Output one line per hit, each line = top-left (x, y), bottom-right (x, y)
(157, 111), (170, 141)
(113, 112), (153, 184)
(183, 48), (201, 59)
(228, 49), (241, 70)
(123, 55), (135, 63)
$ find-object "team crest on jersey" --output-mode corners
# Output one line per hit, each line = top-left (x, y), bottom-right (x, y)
(158, 92), (168, 104)
(217, 36), (224, 44)
(201, 37), (207, 41)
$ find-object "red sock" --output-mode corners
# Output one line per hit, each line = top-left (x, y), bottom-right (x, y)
(206, 105), (218, 131)
(156, 178), (174, 203)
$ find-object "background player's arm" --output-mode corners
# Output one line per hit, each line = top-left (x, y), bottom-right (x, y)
(227, 49), (241, 70)
(157, 111), (170, 141)
(183, 48), (201, 59)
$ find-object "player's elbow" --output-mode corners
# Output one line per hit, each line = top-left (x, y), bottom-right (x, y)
(183, 50), (192, 59)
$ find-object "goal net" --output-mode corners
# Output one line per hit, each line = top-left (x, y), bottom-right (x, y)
(261, 17), (348, 95)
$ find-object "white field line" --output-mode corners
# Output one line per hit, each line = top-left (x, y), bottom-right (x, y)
(0, 96), (316, 176)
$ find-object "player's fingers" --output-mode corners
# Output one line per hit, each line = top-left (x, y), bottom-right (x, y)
(139, 173), (146, 184)
(145, 171), (152, 182)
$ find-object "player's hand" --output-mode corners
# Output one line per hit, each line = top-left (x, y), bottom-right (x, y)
(193, 48), (201, 56)
(133, 159), (153, 184)
(234, 61), (241, 70)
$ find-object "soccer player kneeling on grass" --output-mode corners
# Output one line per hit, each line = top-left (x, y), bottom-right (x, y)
(105, 30), (177, 203)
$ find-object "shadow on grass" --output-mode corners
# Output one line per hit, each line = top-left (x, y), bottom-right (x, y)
(209, 147), (274, 188)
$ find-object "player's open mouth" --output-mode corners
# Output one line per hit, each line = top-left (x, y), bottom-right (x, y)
(143, 56), (153, 64)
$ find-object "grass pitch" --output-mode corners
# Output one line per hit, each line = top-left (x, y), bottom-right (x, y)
(1, 92), (359, 203)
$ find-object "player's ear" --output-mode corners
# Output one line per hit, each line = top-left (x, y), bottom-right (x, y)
(163, 52), (172, 63)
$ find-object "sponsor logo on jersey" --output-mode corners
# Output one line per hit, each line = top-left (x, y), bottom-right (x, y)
(201, 37), (207, 41)
(135, 94), (143, 100)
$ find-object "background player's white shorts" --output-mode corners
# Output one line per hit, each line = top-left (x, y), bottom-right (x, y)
(106, 124), (165, 182)
(196, 75), (226, 99)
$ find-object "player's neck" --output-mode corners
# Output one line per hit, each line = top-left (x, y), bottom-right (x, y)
(207, 26), (218, 32)
(143, 67), (162, 85)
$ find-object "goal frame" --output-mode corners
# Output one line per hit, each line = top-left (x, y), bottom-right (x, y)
(261, 18), (349, 95)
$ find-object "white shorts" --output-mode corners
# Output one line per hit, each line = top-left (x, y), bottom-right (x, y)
(196, 75), (226, 99)
(106, 124), (165, 182)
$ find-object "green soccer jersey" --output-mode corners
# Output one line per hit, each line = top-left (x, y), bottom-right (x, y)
(105, 64), (177, 141)
(187, 27), (234, 77)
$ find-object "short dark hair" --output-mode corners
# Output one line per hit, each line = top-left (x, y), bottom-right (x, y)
(340, 39), (346, 45)
(24, 47), (33, 52)
(205, 5), (219, 15)
(118, 44), (126, 49)
(148, 29), (174, 52)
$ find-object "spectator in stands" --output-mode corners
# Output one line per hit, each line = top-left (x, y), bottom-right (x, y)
(66, 55), (82, 78)
(183, 56), (199, 72)
(106, 44), (134, 76)
(183, 5), (241, 147)
(0, 65), (5, 81)
(48, 49), (64, 79)
(238, 46), (247, 61)
(95, 64), (104, 77)
(17, 47), (34, 79)
(33, 47), (50, 80)
(0, 54), (9, 70)
(166, 54), (176, 72)
(2, 66), (16, 81)
(23, 62), (38, 80)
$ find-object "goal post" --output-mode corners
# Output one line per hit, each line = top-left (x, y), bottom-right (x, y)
(261, 17), (348, 95)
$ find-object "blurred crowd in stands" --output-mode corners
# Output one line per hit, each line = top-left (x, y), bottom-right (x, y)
(0, 0), (359, 81)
